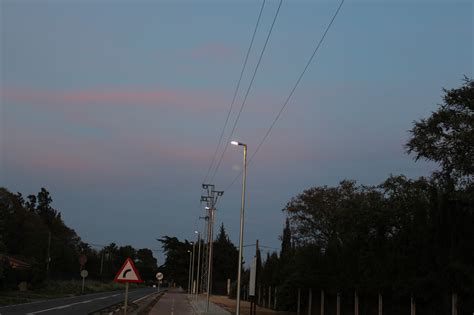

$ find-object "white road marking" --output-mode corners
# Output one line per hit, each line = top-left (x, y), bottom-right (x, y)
(0, 290), (115, 309)
(25, 293), (120, 314)
(133, 291), (156, 304)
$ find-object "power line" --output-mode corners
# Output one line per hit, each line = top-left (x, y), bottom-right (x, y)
(223, 0), (346, 192)
(209, 0), (284, 183)
(202, 0), (267, 184)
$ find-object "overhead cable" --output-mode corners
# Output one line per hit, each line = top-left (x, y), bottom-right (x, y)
(223, 0), (346, 192)
(209, 0), (284, 183)
(202, 0), (267, 184)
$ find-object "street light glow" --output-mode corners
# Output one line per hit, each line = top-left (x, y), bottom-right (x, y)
(231, 141), (240, 146)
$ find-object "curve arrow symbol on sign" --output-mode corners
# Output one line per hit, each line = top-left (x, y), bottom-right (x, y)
(114, 258), (143, 283)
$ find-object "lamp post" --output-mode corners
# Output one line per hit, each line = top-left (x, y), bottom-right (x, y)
(231, 140), (247, 315)
(195, 230), (201, 296)
(191, 237), (197, 294)
(187, 249), (192, 294)
(206, 206), (215, 311)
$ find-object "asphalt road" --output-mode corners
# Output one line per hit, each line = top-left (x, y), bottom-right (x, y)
(0, 287), (159, 315)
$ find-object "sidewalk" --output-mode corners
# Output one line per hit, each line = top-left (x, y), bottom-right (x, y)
(208, 296), (295, 315)
(188, 295), (231, 315)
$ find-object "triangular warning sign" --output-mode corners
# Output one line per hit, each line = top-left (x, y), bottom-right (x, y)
(114, 258), (143, 283)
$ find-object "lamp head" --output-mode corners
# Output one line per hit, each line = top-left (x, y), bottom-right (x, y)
(231, 140), (246, 147)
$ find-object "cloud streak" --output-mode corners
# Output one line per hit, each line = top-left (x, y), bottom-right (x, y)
(2, 87), (227, 111)
(3, 88), (178, 105)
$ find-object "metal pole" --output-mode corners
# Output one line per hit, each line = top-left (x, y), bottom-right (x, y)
(188, 250), (192, 294)
(452, 293), (458, 315)
(207, 207), (215, 311)
(320, 290), (325, 315)
(124, 282), (129, 314)
(308, 288), (312, 315)
(196, 232), (201, 295)
(200, 214), (209, 296)
(274, 287), (277, 309)
(378, 293), (382, 315)
(336, 293), (340, 315)
(236, 144), (247, 315)
(191, 242), (196, 294)
(297, 288), (301, 315)
(253, 239), (259, 315)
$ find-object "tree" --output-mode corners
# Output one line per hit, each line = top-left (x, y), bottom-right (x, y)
(213, 224), (238, 294)
(406, 78), (474, 185)
(159, 236), (193, 288)
(136, 248), (158, 282)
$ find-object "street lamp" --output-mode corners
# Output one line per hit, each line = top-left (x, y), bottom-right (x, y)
(231, 140), (247, 315)
(187, 248), (192, 294)
(195, 230), (201, 296)
(191, 237), (197, 294)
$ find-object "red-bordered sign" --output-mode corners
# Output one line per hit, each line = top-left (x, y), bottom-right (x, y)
(114, 257), (143, 283)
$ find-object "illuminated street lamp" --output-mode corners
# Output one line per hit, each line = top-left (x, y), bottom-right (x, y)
(231, 140), (247, 315)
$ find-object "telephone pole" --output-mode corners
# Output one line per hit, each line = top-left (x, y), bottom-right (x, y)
(201, 184), (223, 312)
(199, 213), (209, 296)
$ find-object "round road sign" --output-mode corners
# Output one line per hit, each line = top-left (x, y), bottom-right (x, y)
(81, 270), (89, 278)
(156, 272), (163, 280)
(79, 254), (87, 267)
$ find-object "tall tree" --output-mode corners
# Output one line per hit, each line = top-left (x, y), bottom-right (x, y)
(159, 236), (193, 288)
(213, 224), (238, 294)
(136, 248), (158, 282)
(406, 78), (473, 185)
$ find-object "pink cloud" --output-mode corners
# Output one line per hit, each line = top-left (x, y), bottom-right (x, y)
(1, 86), (228, 127)
(4, 127), (213, 180)
(3, 88), (187, 106)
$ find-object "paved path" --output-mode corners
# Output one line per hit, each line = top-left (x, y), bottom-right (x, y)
(188, 295), (231, 315)
(0, 287), (157, 315)
(149, 288), (194, 315)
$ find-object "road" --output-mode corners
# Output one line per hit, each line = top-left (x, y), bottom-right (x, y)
(149, 288), (194, 315)
(0, 287), (158, 315)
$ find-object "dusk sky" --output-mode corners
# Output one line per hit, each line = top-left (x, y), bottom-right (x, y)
(1, 0), (472, 264)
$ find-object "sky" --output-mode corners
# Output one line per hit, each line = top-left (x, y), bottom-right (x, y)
(1, 0), (472, 265)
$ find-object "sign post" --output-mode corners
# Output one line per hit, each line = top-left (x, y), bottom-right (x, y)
(80, 270), (88, 294)
(114, 258), (143, 315)
(156, 272), (163, 292)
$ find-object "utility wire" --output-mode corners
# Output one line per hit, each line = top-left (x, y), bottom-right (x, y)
(223, 0), (346, 192)
(202, 0), (267, 184)
(209, 0), (284, 183)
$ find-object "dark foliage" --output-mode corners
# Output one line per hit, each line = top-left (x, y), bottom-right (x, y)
(258, 80), (474, 313)
(0, 187), (158, 289)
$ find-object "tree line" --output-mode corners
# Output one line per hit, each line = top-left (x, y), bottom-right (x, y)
(155, 79), (472, 313)
(0, 187), (158, 289)
(247, 78), (474, 314)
